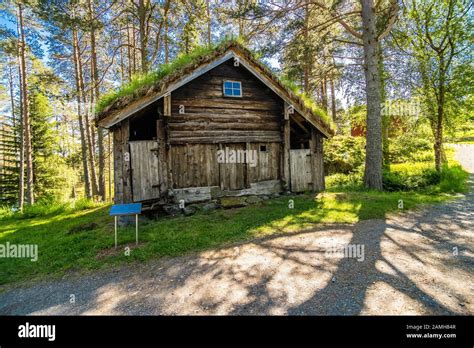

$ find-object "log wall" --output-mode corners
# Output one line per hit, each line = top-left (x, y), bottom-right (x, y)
(169, 60), (283, 144)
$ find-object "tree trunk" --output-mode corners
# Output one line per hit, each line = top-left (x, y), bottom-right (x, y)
(320, 78), (328, 111)
(126, 17), (133, 80)
(303, 0), (311, 94)
(108, 132), (112, 201)
(434, 88), (444, 172)
(12, 63), (24, 209)
(206, 0), (211, 47)
(17, 3), (34, 205)
(138, 0), (149, 73)
(73, 27), (93, 199)
(75, 31), (99, 197)
(434, 54), (446, 172)
(88, 0), (106, 200)
(378, 41), (389, 169)
(164, 15), (169, 64)
(361, 0), (383, 190)
(330, 79), (337, 122)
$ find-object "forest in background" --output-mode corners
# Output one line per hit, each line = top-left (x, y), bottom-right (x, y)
(0, 0), (472, 210)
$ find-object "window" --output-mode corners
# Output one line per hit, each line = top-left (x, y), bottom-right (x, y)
(259, 145), (267, 152)
(223, 80), (242, 97)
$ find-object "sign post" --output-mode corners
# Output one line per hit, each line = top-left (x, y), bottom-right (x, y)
(109, 203), (142, 249)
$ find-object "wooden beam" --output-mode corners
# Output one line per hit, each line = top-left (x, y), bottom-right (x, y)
(163, 93), (171, 117)
(157, 119), (168, 198)
(311, 128), (325, 192)
(121, 119), (132, 203)
(282, 117), (290, 191)
(291, 114), (310, 134)
(284, 101), (292, 120)
(245, 142), (250, 188)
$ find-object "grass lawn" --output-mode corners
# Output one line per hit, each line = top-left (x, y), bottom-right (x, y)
(0, 189), (455, 287)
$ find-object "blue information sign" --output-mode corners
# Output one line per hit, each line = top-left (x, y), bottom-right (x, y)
(109, 203), (142, 248)
(109, 203), (142, 216)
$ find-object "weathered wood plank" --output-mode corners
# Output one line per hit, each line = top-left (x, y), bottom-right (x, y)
(130, 140), (161, 201)
(282, 118), (290, 190)
(113, 125), (123, 203)
(312, 130), (325, 191)
(170, 186), (213, 203)
(170, 143), (220, 188)
(157, 119), (168, 197)
(210, 180), (281, 197)
(121, 120), (132, 203)
(163, 93), (171, 117)
(170, 135), (281, 144)
(219, 143), (246, 190)
(290, 149), (312, 192)
(168, 122), (280, 131)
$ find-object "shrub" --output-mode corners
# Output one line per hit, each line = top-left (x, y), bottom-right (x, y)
(439, 164), (469, 193)
(326, 166), (364, 191)
(19, 200), (68, 219)
(0, 198), (104, 221)
(0, 205), (15, 219)
(324, 135), (366, 174)
(383, 164), (440, 192)
(389, 134), (433, 163)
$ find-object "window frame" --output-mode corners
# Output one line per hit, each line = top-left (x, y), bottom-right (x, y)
(222, 80), (242, 98)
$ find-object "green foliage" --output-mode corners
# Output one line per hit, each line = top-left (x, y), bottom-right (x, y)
(0, 198), (103, 221)
(0, 121), (19, 206)
(382, 167), (440, 192)
(439, 164), (469, 193)
(382, 162), (468, 193)
(179, 1), (206, 55)
(394, 0), (473, 149)
(342, 104), (366, 129)
(326, 171), (364, 191)
(388, 133), (433, 163)
(324, 135), (365, 174)
(327, 157), (469, 194)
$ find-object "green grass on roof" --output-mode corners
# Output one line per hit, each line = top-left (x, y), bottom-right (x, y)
(280, 77), (336, 132)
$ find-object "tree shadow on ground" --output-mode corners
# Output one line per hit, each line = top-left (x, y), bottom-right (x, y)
(1, 176), (472, 315)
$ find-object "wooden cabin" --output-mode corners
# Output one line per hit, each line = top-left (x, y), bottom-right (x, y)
(96, 41), (334, 206)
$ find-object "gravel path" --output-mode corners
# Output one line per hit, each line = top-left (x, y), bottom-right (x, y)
(0, 146), (473, 315)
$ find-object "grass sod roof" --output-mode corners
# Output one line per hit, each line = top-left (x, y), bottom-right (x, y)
(95, 39), (336, 135)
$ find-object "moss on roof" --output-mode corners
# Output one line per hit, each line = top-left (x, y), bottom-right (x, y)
(95, 39), (336, 135)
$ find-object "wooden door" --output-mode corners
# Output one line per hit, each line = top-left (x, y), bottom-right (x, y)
(219, 143), (247, 190)
(289, 149), (312, 192)
(130, 141), (161, 201)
